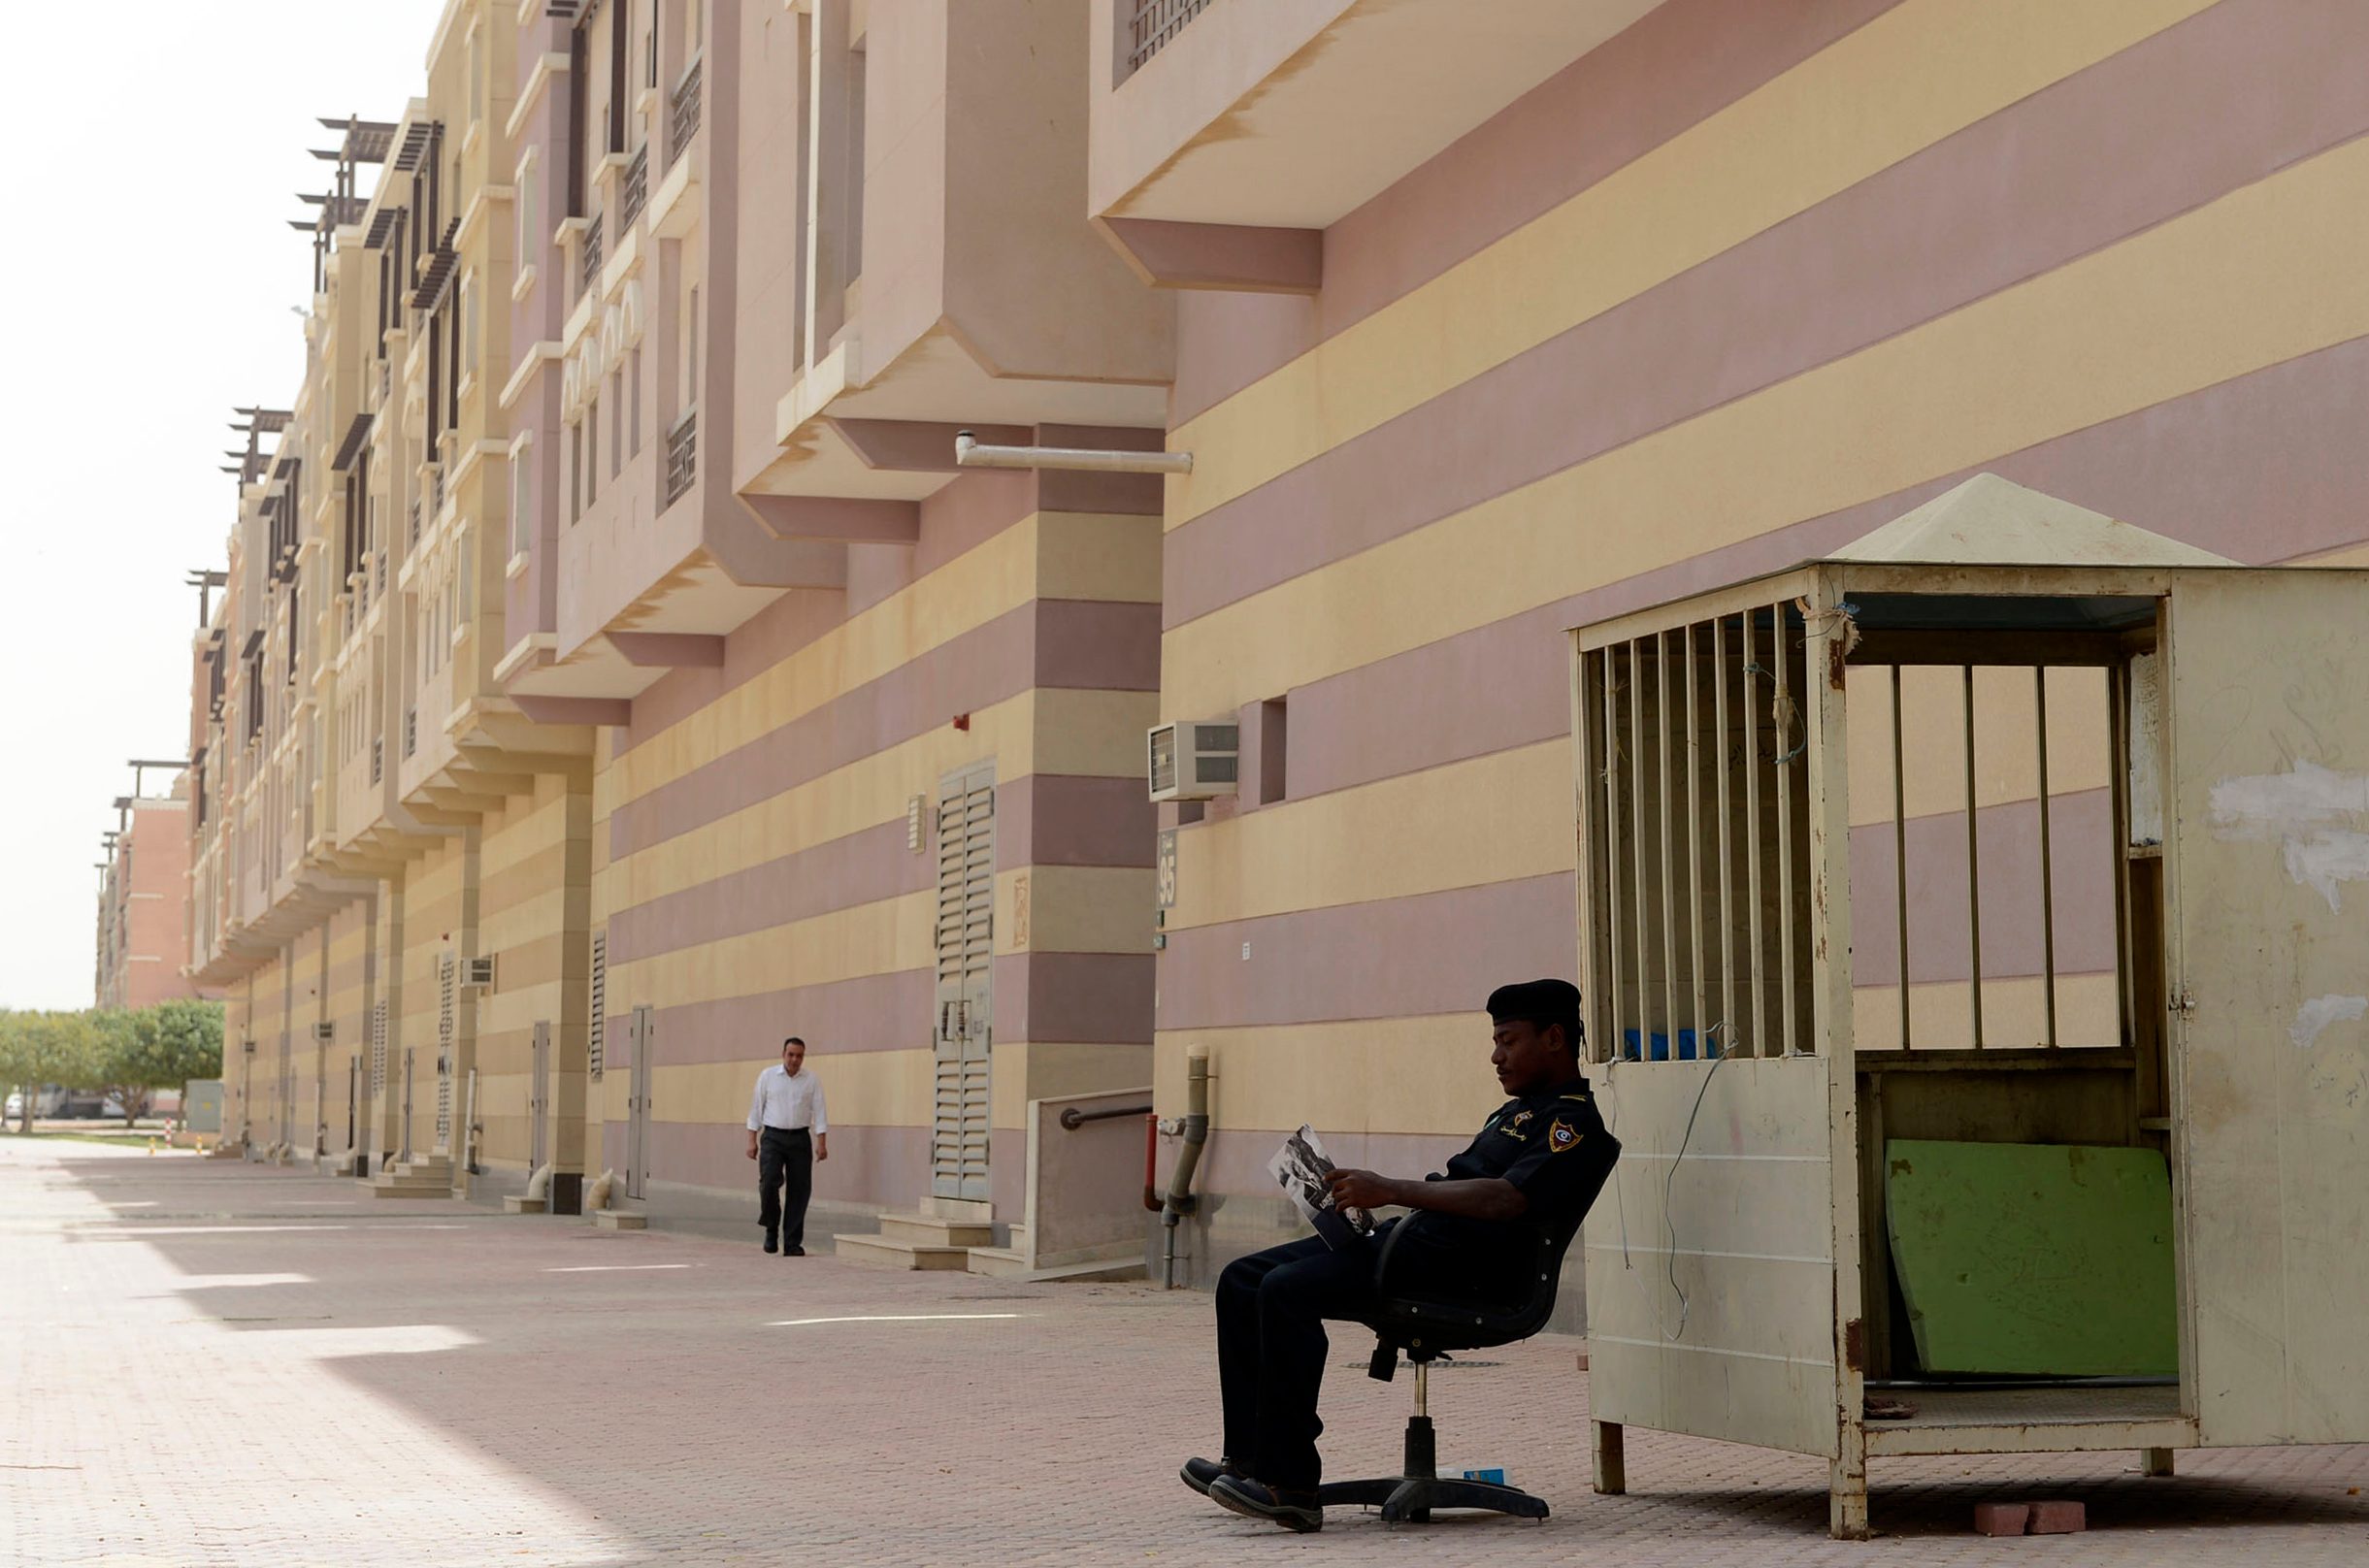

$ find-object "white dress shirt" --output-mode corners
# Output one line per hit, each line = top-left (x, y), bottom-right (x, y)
(747, 1064), (828, 1134)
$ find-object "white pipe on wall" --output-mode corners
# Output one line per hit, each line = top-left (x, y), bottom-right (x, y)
(953, 430), (1193, 475)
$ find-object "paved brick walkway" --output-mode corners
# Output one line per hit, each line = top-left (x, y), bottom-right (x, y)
(2, 1141), (2363, 1566)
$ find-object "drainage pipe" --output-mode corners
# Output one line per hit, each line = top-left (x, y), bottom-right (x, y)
(954, 430), (1194, 475)
(1160, 1044), (1211, 1290)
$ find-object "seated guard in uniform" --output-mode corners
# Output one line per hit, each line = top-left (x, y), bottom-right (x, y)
(1185, 978), (1619, 1532)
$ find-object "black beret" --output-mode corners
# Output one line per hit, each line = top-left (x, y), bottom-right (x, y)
(1486, 979), (1583, 1044)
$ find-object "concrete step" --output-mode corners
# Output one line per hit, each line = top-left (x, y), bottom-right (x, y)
(877, 1212), (995, 1248)
(367, 1174), (454, 1198)
(833, 1230), (971, 1271)
(966, 1247), (1146, 1284)
(592, 1209), (647, 1230)
(502, 1195), (547, 1214)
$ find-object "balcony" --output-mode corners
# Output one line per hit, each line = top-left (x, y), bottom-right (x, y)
(669, 54), (702, 168)
(1090, 0), (1661, 271)
(621, 145), (648, 229)
(664, 409), (696, 508)
(746, 0), (1170, 529)
(581, 211), (605, 292)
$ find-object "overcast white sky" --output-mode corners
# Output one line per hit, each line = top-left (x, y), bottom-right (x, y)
(0, 1), (450, 1010)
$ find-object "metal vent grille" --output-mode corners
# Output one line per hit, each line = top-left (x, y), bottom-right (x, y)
(1149, 725), (1177, 797)
(370, 1001), (387, 1092)
(434, 955), (455, 1148)
(587, 931), (608, 1080)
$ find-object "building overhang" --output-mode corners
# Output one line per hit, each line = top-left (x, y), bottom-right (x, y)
(1090, 0), (1663, 231)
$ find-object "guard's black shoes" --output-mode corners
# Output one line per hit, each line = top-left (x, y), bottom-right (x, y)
(1180, 1456), (1240, 1497)
(783, 1246), (806, 1257)
(763, 1231), (779, 1254)
(1208, 1476), (1322, 1533)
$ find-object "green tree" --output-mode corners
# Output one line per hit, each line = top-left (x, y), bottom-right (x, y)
(90, 1001), (225, 1127)
(0, 1011), (97, 1128)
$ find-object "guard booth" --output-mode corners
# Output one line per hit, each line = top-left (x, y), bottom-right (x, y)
(1567, 476), (2369, 1538)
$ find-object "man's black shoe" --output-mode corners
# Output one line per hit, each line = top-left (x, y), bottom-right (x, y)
(763, 1231), (778, 1254)
(1179, 1456), (1240, 1497)
(783, 1246), (806, 1257)
(1208, 1476), (1322, 1533)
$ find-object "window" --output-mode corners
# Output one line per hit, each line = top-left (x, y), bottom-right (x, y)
(630, 346), (643, 457)
(585, 395), (599, 507)
(510, 437), (534, 558)
(516, 151), (541, 270)
(569, 423), (582, 523)
(460, 274), (478, 371)
(469, 25), (485, 125)
(684, 283), (700, 408)
(609, 370), (624, 479)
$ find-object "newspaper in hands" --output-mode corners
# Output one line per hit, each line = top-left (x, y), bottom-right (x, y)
(1267, 1124), (1377, 1251)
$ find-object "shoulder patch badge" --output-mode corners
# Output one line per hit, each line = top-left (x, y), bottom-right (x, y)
(1547, 1118), (1581, 1153)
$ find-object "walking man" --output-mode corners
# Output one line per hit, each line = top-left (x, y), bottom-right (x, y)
(745, 1036), (829, 1255)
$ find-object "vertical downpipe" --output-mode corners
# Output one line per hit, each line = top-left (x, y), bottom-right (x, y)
(1161, 1045), (1211, 1289)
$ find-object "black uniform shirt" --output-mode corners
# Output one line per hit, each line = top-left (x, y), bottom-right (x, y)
(1394, 1076), (1614, 1300)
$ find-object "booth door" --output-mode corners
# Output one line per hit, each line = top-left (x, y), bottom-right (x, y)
(2165, 572), (2369, 1447)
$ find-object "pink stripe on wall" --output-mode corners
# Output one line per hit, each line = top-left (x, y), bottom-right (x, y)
(1169, 0), (1906, 423)
(1847, 790), (2120, 986)
(634, 970), (935, 1064)
(607, 819), (925, 964)
(996, 952), (1156, 1045)
(610, 598), (1154, 861)
(1158, 875), (1572, 1032)
(1168, 0), (2369, 628)
(1259, 336), (2369, 807)
(996, 774), (1158, 869)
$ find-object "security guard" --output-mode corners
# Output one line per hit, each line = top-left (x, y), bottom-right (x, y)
(1186, 979), (1618, 1532)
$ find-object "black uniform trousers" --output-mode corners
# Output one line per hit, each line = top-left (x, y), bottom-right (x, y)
(1216, 1219), (1480, 1493)
(756, 1127), (813, 1249)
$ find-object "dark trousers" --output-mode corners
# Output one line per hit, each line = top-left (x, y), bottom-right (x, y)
(1214, 1222), (1403, 1493)
(757, 1127), (813, 1249)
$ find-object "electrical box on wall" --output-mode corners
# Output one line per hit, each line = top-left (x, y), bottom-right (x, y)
(1148, 721), (1238, 802)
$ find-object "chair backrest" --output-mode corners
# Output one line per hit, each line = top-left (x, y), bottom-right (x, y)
(1369, 1130), (1619, 1353)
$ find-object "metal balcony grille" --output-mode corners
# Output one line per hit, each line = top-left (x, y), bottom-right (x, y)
(371, 736), (382, 784)
(403, 707), (417, 758)
(582, 211), (605, 288)
(664, 409), (697, 507)
(670, 56), (703, 167)
(621, 144), (648, 227)
(1126, 0), (1212, 77)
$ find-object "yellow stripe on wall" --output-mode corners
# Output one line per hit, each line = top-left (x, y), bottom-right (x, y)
(1154, 1016), (1503, 1136)
(1169, 741), (1569, 930)
(1164, 137), (2369, 721)
(1165, 0), (2219, 529)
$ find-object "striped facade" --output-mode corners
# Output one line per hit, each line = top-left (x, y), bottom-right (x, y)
(1113, 0), (2369, 1275)
(184, 0), (2364, 1284)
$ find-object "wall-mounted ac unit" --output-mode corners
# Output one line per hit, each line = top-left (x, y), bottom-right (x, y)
(460, 956), (496, 989)
(1148, 720), (1238, 802)
(313, 1022), (335, 1043)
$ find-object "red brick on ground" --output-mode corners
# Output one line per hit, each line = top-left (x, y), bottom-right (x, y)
(2029, 1500), (2089, 1534)
(1975, 1501), (2032, 1536)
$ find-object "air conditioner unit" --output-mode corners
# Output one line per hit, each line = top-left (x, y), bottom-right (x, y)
(460, 956), (496, 989)
(1147, 720), (1239, 802)
(313, 1022), (335, 1043)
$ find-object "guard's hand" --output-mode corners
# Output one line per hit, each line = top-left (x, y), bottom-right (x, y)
(1328, 1168), (1395, 1211)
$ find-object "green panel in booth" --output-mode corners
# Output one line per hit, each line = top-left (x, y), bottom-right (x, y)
(1884, 1139), (2177, 1378)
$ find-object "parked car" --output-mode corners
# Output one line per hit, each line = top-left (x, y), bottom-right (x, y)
(3, 1092), (20, 1121)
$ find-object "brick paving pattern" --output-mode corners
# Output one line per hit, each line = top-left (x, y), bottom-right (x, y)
(3, 1141), (2363, 1566)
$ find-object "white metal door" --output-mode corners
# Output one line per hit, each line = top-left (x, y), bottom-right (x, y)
(625, 1005), (654, 1201)
(400, 1047), (415, 1163)
(932, 766), (995, 1202)
(2165, 572), (2369, 1447)
(530, 1020), (551, 1174)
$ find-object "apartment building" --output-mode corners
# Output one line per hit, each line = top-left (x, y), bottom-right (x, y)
(1095, 0), (2369, 1282)
(181, 0), (2369, 1289)
(93, 769), (202, 1012)
(186, 1), (1171, 1266)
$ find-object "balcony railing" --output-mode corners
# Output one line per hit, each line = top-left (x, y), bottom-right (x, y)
(621, 144), (649, 228)
(664, 408), (697, 507)
(581, 210), (605, 289)
(403, 707), (417, 759)
(669, 55), (703, 167)
(370, 736), (382, 784)
(410, 496), (422, 547)
(431, 464), (445, 518)
(1125, 0), (1212, 78)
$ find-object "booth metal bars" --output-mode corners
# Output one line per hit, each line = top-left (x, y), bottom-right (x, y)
(1577, 601), (1816, 1064)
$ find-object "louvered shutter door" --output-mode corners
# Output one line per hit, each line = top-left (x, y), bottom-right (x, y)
(932, 767), (996, 1201)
